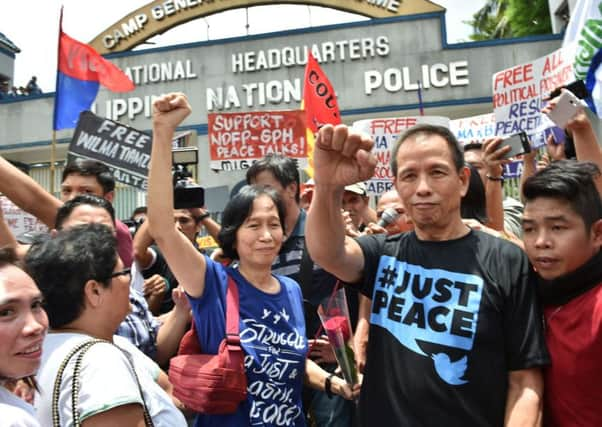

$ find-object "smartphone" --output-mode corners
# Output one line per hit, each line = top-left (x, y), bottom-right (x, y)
(549, 80), (588, 100)
(545, 90), (583, 128)
(500, 131), (531, 159)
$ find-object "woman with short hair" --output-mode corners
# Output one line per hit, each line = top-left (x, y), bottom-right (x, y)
(26, 224), (186, 426)
(147, 93), (358, 427)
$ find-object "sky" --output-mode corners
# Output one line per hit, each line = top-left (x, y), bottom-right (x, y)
(1, 0), (486, 92)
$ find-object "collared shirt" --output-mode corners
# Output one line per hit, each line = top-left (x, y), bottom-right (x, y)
(115, 263), (160, 359)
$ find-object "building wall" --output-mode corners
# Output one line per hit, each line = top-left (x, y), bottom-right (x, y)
(0, 48), (15, 82)
(549, 0), (579, 34)
(0, 12), (568, 216)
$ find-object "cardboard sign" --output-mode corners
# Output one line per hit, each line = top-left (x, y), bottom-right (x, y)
(0, 196), (47, 238)
(196, 235), (218, 249)
(449, 113), (496, 145)
(208, 110), (308, 171)
(492, 47), (573, 148)
(69, 111), (151, 190)
(502, 160), (524, 179)
(352, 116), (449, 195)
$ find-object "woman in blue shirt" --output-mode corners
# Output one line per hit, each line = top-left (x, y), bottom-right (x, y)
(147, 93), (358, 427)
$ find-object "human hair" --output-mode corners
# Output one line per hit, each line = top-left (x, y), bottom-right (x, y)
(563, 132), (576, 160)
(463, 142), (483, 152)
(523, 160), (602, 230)
(130, 206), (147, 219)
(460, 163), (488, 224)
(390, 124), (465, 176)
(24, 224), (117, 329)
(218, 185), (286, 260)
(0, 246), (18, 268)
(0, 248), (39, 385)
(55, 194), (115, 230)
(61, 159), (115, 194)
(245, 154), (300, 203)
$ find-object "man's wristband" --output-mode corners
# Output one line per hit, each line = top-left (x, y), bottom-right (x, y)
(486, 174), (504, 182)
(325, 373), (336, 399)
(196, 212), (211, 222)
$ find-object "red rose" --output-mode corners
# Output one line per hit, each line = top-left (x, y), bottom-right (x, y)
(323, 315), (351, 343)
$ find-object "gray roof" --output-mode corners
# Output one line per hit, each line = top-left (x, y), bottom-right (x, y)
(0, 32), (20, 53)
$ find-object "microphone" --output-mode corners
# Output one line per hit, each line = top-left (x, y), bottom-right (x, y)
(377, 207), (400, 227)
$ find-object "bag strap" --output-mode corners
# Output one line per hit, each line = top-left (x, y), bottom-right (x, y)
(225, 274), (241, 346)
(52, 338), (154, 427)
(186, 273), (242, 348)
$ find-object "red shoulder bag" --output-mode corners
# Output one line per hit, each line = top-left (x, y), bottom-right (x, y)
(169, 275), (247, 414)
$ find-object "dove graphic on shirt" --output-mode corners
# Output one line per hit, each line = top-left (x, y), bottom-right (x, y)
(431, 353), (468, 385)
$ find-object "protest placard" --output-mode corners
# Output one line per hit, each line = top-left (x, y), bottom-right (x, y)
(0, 196), (47, 238)
(208, 110), (308, 171)
(352, 116), (449, 195)
(449, 113), (496, 145)
(69, 111), (151, 190)
(502, 160), (524, 179)
(492, 47), (573, 148)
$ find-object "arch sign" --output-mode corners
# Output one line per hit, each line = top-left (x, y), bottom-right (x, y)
(90, 0), (444, 54)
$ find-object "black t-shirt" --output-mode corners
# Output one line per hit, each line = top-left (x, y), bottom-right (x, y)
(272, 210), (358, 337)
(356, 230), (549, 427)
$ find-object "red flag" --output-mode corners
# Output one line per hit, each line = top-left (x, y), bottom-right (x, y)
(57, 31), (134, 92)
(54, 8), (134, 130)
(302, 53), (341, 132)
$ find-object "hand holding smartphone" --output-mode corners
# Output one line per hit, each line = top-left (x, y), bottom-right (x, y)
(545, 90), (584, 128)
(499, 131), (531, 159)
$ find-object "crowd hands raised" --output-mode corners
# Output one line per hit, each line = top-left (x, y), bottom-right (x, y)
(1, 89), (601, 426)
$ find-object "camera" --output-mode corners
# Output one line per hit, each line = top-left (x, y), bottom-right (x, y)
(171, 143), (204, 209)
(122, 217), (145, 237)
(173, 164), (204, 209)
(499, 131), (531, 159)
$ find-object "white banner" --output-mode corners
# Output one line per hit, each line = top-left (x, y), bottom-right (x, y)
(352, 116), (449, 195)
(492, 47), (573, 147)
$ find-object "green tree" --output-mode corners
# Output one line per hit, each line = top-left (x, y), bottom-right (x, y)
(466, 0), (552, 41)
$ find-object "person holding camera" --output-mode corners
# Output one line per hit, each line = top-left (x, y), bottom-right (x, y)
(147, 93), (359, 426)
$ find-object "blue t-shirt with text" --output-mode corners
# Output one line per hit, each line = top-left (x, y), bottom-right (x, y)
(188, 257), (308, 427)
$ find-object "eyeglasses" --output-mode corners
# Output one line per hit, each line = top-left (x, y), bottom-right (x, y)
(110, 268), (131, 279)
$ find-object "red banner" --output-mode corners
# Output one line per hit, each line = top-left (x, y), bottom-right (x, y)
(208, 110), (308, 170)
(303, 53), (341, 132)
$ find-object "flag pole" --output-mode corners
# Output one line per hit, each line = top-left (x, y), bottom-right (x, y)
(50, 131), (56, 195)
(51, 6), (63, 196)
(417, 80), (425, 116)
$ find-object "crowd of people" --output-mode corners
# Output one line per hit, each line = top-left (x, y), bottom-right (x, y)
(0, 88), (601, 427)
(0, 76), (42, 100)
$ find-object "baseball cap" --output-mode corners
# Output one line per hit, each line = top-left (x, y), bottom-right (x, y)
(344, 182), (367, 196)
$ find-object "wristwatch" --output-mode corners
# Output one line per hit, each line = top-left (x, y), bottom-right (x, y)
(325, 373), (336, 399)
(486, 174), (504, 182)
(196, 212), (211, 222)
